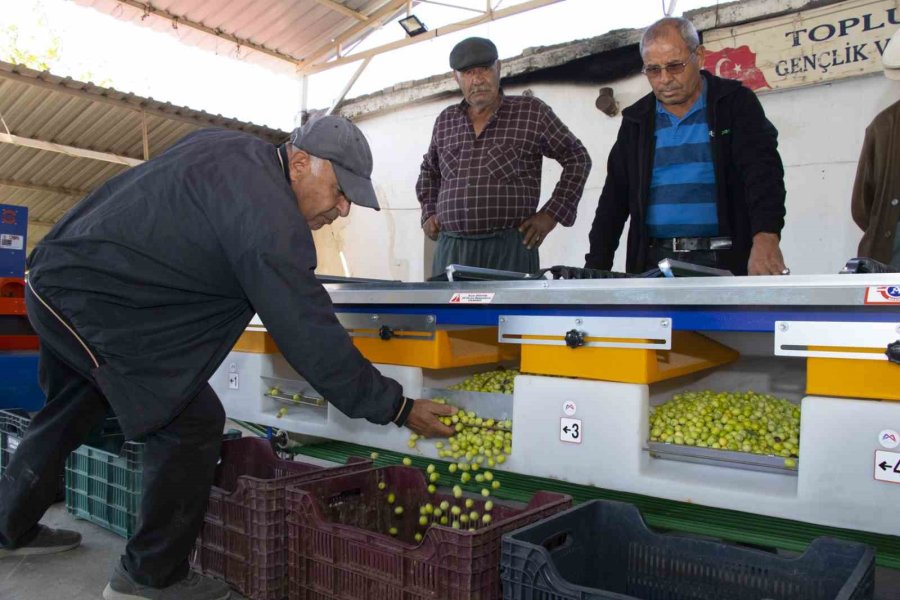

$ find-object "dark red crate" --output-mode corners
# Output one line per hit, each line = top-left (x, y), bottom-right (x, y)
(191, 437), (371, 600)
(285, 465), (571, 600)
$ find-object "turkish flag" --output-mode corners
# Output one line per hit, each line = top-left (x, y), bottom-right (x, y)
(704, 46), (771, 91)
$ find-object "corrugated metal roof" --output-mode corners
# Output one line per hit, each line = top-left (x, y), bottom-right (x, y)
(73, 0), (411, 73)
(0, 60), (288, 247)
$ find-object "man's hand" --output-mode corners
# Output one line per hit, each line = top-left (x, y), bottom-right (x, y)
(748, 232), (787, 275)
(519, 212), (557, 250)
(405, 400), (457, 438)
(423, 215), (441, 241)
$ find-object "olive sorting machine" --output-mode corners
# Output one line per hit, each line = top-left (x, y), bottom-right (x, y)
(212, 273), (900, 539)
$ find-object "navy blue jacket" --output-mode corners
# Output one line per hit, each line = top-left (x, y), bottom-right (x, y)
(585, 71), (786, 275)
(28, 129), (405, 438)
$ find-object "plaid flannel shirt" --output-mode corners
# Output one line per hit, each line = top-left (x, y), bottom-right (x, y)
(416, 94), (591, 234)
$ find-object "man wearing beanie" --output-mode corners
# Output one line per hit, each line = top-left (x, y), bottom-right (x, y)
(0, 116), (455, 599)
(417, 37), (592, 277)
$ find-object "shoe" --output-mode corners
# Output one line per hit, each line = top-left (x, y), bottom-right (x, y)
(103, 562), (230, 600)
(0, 525), (81, 558)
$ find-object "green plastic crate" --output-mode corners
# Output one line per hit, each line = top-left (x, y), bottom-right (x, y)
(65, 438), (144, 538)
(65, 429), (242, 538)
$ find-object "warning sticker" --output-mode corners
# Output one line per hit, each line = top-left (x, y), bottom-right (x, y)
(449, 292), (495, 304)
(864, 286), (900, 304)
(0, 234), (23, 250)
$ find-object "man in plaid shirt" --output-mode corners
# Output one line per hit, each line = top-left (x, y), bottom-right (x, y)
(416, 37), (592, 277)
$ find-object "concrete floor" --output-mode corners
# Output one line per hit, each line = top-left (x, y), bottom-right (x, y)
(1, 503), (898, 599)
(0, 504), (249, 600)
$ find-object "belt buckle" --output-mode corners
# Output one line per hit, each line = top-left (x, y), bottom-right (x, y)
(709, 238), (731, 251)
(671, 238), (691, 253)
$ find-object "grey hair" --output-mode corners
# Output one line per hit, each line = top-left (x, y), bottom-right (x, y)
(308, 155), (328, 176)
(640, 17), (700, 55)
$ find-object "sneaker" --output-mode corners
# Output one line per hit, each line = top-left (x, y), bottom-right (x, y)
(0, 525), (81, 558)
(103, 563), (230, 600)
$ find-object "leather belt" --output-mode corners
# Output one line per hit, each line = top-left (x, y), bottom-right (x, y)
(650, 237), (733, 252)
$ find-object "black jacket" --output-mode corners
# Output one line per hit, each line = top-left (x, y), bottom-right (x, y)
(28, 129), (406, 439)
(585, 71), (786, 275)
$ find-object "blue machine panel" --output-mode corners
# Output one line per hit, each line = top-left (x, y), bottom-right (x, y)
(0, 204), (27, 278)
(334, 304), (900, 333)
(0, 352), (44, 411)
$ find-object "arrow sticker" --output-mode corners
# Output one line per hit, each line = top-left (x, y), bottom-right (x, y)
(560, 418), (582, 444)
(874, 451), (900, 484)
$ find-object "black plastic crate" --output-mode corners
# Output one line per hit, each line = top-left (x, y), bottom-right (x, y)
(2, 410), (120, 502)
(0, 409), (30, 476)
(501, 500), (875, 600)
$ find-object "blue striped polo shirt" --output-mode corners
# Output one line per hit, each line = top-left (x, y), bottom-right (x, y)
(647, 81), (718, 238)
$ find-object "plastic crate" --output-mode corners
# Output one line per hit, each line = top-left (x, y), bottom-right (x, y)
(500, 499), (875, 600)
(3, 410), (116, 502)
(66, 428), (242, 539)
(191, 438), (372, 600)
(285, 465), (571, 600)
(65, 435), (145, 538)
(0, 409), (30, 476)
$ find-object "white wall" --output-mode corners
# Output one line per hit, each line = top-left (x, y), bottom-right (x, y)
(318, 72), (899, 280)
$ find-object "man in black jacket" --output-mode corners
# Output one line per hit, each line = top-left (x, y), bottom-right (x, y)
(585, 17), (787, 276)
(0, 116), (454, 600)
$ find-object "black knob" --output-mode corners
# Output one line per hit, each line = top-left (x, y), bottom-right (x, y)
(565, 329), (585, 349)
(272, 430), (290, 451)
(378, 325), (394, 341)
(887, 340), (900, 365)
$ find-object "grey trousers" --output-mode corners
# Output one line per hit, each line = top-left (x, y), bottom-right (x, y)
(432, 228), (539, 278)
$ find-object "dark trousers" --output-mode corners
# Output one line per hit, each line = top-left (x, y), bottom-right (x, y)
(0, 285), (225, 588)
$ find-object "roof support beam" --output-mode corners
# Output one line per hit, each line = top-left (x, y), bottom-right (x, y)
(311, 0), (370, 21)
(0, 178), (90, 197)
(28, 219), (57, 229)
(301, 0), (565, 75)
(326, 57), (373, 115)
(107, 0), (299, 66)
(141, 112), (150, 160)
(419, 0), (486, 14)
(300, 0), (409, 70)
(0, 133), (143, 167)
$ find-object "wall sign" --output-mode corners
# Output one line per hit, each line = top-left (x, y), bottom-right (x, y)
(703, 0), (899, 92)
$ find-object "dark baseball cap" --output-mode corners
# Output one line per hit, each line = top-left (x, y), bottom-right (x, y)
(289, 116), (379, 211)
(449, 37), (498, 72)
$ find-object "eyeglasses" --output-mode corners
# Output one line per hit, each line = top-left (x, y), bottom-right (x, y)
(642, 52), (695, 77)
